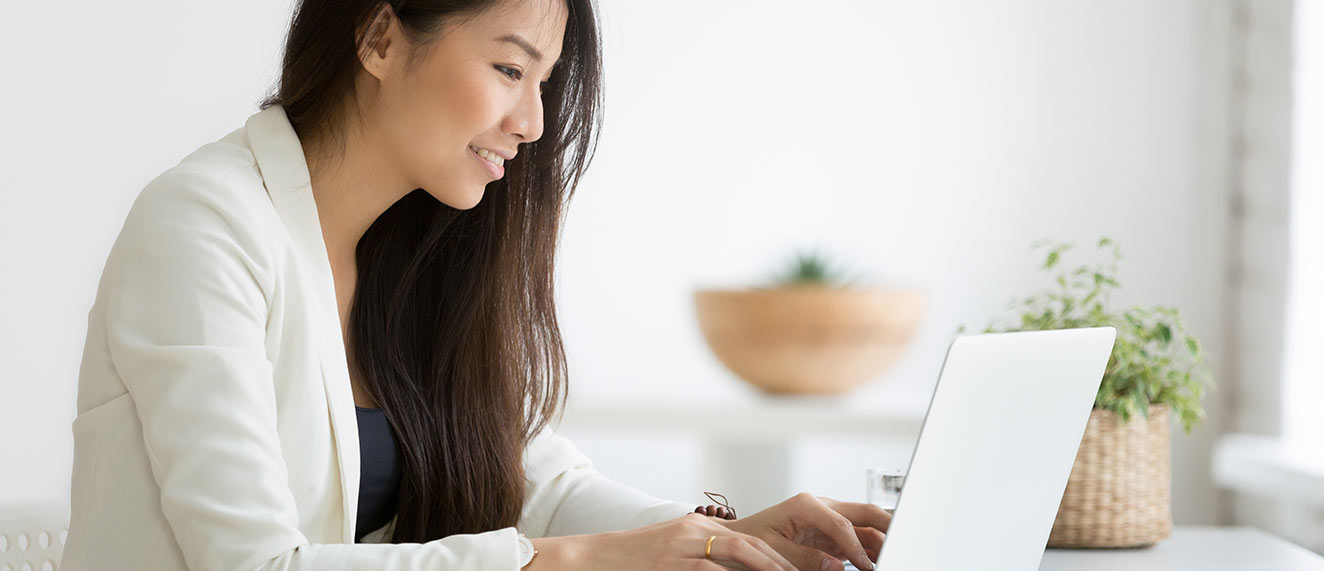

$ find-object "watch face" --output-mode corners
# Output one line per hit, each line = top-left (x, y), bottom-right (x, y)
(517, 533), (535, 565)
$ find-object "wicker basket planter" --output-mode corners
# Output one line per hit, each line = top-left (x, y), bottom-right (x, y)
(1048, 403), (1173, 548)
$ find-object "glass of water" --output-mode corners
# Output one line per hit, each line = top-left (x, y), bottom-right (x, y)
(866, 467), (906, 513)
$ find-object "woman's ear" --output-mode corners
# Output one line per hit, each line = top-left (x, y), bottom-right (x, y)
(356, 2), (401, 80)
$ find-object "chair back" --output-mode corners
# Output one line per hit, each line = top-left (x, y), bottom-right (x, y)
(0, 504), (69, 571)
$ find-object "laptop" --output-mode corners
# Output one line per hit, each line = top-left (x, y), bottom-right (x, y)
(843, 327), (1117, 570)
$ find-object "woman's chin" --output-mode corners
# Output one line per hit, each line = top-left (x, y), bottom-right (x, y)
(427, 187), (486, 211)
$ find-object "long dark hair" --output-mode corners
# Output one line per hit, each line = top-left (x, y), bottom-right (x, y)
(258, 0), (602, 542)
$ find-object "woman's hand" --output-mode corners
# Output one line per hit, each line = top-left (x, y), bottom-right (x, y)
(715, 493), (891, 571)
(529, 512), (798, 570)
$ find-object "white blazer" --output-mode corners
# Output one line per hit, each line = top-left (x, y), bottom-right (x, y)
(64, 104), (697, 571)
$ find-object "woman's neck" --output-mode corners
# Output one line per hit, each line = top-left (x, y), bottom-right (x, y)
(302, 126), (411, 274)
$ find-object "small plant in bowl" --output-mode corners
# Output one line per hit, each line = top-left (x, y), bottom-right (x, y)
(969, 237), (1213, 548)
(756, 248), (859, 289)
(694, 248), (925, 395)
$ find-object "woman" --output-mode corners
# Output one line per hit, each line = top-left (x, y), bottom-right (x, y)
(63, 0), (889, 569)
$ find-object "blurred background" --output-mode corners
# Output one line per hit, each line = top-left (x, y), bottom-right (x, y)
(1, 0), (1320, 557)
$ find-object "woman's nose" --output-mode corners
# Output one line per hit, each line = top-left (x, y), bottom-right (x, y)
(505, 87), (545, 144)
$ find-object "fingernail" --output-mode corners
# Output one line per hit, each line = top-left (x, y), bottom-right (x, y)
(821, 558), (835, 571)
(860, 555), (875, 570)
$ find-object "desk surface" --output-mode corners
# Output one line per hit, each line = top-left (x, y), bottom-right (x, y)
(839, 527), (1324, 570)
(1038, 527), (1324, 570)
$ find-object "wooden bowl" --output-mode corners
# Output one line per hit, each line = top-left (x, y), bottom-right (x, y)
(693, 286), (926, 394)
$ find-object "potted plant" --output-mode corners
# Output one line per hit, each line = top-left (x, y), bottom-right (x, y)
(970, 237), (1213, 548)
(693, 248), (926, 395)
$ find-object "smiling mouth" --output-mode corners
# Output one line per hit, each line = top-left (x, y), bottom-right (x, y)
(469, 145), (506, 180)
(468, 145), (505, 168)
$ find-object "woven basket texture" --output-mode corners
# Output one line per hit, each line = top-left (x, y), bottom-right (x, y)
(1047, 403), (1173, 548)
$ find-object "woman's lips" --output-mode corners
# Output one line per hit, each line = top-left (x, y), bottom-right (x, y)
(470, 147), (505, 180)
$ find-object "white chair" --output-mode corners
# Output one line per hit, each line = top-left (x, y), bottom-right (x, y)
(0, 504), (68, 571)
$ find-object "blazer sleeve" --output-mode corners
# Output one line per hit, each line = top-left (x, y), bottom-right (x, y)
(519, 427), (700, 538)
(102, 169), (522, 570)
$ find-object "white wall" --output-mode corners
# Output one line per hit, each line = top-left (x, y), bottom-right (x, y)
(558, 0), (1233, 524)
(1, 0), (1234, 527)
(0, 0), (297, 505)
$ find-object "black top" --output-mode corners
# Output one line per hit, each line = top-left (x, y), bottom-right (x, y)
(355, 406), (402, 542)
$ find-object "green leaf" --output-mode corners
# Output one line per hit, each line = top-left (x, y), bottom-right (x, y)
(1133, 391), (1151, 417)
(985, 236), (1210, 431)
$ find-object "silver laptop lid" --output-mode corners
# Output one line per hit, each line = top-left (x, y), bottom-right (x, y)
(868, 327), (1116, 570)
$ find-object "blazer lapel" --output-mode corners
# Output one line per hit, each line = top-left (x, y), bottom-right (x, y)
(245, 103), (359, 544)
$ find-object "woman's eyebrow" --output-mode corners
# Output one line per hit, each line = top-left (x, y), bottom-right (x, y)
(497, 34), (544, 63)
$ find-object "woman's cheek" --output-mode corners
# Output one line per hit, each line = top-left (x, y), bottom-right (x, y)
(459, 79), (511, 126)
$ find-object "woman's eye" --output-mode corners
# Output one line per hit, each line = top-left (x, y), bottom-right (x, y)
(496, 65), (522, 81)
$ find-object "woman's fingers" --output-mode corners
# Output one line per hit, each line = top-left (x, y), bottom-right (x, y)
(768, 534), (850, 571)
(704, 535), (795, 571)
(729, 529), (797, 571)
(815, 527), (885, 562)
(855, 526), (886, 560)
(818, 498), (892, 533)
(793, 494), (874, 570)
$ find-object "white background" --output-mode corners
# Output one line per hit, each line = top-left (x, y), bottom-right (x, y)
(0, 0), (1242, 529)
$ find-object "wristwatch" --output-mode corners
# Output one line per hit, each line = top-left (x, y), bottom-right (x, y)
(517, 532), (538, 568)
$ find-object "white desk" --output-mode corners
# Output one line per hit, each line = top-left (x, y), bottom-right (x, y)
(840, 527), (1324, 569)
(1037, 527), (1324, 569)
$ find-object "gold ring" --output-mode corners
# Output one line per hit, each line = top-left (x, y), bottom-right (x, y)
(705, 535), (718, 559)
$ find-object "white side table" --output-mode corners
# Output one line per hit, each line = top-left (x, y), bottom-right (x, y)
(561, 392), (929, 512)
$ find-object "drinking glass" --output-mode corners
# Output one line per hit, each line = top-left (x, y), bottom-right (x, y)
(865, 467), (906, 513)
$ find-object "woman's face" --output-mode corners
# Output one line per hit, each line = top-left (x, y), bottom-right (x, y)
(358, 0), (567, 210)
